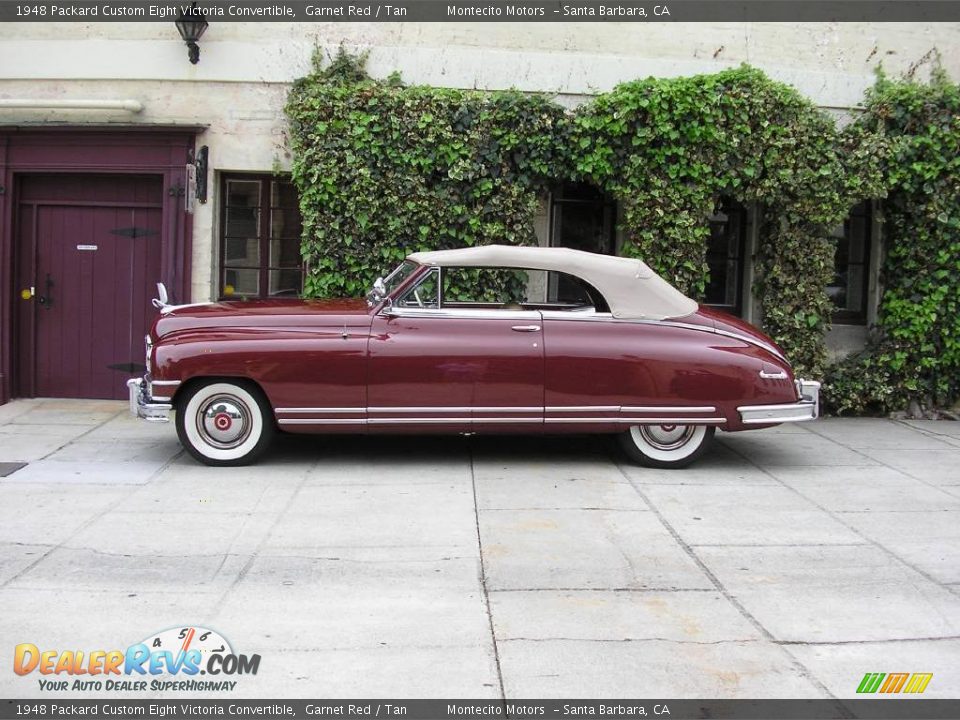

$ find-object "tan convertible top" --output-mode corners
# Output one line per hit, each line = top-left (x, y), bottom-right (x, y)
(407, 245), (698, 320)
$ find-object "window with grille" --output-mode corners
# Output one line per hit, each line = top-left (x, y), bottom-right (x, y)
(220, 174), (303, 299)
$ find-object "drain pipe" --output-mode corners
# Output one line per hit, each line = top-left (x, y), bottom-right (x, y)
(0, 99), (143, 113)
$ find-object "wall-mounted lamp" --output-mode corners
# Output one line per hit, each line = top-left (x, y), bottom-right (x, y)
(194, 146), (209, 203)
(175, 2), (209, 65)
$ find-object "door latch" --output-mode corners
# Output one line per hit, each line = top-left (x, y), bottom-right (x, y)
(37, 273), (54, 310)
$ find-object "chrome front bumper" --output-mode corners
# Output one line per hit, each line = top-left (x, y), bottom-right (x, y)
(738, 379), (821, 425)
(127, 378), (172, 423)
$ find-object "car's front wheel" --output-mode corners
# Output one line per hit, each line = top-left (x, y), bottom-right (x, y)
(176, 380), (274, 466)
(618, 424), (714, 469)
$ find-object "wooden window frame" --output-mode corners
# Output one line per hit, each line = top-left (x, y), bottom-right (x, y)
(218, 172), (303, 300)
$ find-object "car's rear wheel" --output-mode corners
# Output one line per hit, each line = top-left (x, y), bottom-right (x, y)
(176, 380), (274, 466)
(618, 424), (714, 469)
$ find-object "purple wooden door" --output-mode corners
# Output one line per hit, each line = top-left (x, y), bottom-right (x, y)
(16, 175), (163, 400)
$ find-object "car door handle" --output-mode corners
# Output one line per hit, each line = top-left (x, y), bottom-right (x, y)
(511, 325), (541, 332)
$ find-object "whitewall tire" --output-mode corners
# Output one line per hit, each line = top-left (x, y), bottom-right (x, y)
(176, 381), (274, 466)
(618, 424), (714, 469)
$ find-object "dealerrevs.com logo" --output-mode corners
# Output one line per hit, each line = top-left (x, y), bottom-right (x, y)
(13, 626), (260, 692)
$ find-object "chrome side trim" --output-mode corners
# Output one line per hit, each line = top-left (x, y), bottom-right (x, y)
(658, 322), (786, 362)
(384, 307), (541, 321)
(546, 406), (620, 413)
(370, 417), (540, 425)
(276, 407), (364, 414)
(469, 418), (542, 424)
(542, 314), (787, 363)
(278, 418), (366, 426)
(540, 311), (612, 320)
(546, 417), (725, 425)
(369, 406), (542, 413)
(278, 414), (729, 427)
(150, 380), (181, 387)
(620, 405), (716, 413)
(276, 405), (721, 416)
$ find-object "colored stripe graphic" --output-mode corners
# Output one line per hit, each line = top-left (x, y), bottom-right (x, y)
(857, 673), (886, 694)
(880, 673), (909, 693)
(904, 673), (934, 694)
(856, 672), (933, 694)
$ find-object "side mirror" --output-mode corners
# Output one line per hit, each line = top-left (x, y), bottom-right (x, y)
(152, 282), (170, 310)
(380, 297), (397, 317)
(367, 276), (387, 306)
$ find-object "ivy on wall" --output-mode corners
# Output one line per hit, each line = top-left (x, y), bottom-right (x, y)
(285, 49), (571, 299)
(286, 50), (893, 383)
(825, 69), (960, 415)
(570, 67), (888, 378)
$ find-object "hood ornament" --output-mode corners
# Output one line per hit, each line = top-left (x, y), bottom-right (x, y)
(152, 283), (171, 311)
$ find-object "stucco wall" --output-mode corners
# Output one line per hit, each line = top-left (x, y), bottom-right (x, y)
(1, 21), (958, 301)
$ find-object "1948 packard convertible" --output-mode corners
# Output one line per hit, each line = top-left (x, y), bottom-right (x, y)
(128, 245), (820, 468)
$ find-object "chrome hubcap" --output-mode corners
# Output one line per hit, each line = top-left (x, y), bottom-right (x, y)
(638, 424), (696, 451)
(197, 395), (251, 449)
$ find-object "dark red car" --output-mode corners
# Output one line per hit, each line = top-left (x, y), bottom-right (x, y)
(128, 245), (820, 468)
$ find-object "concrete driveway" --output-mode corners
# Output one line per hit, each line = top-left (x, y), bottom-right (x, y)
(1, 399), (958, 699)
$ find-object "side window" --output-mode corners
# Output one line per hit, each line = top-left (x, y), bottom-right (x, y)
(442, 268), (530, 306)
(396, 268), (439, 308)
(439, 266), (609, 312)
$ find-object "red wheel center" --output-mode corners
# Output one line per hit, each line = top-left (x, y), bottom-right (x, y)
(214, 413), (233, 431)
(661, 424), (677, 432)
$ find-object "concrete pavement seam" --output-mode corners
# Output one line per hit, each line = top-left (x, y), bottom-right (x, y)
(488, 587), (716, 593)
(469, 441), (508, 705)
(743, 423), (960, 599)
(32, 408), (127, 462)
(774, 634), (960, 646)
(614, 457), (839, 700)
(497, 637), (763, 645)
(0, 446), (184, 590)
(803, 420), (958, 497)
(207, 456), (319, 616)
(893, 419), (960, 448)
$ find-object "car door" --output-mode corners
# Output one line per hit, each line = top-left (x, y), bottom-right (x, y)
(542, 314), (730, 431)
(541, 313), (656, 431)
(367, 267), (545, 432)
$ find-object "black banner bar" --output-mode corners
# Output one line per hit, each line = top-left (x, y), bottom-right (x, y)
(1, 1), (960, 22)
(5, 700), (960, 720)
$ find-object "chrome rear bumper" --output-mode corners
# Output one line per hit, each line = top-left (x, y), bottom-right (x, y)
(127, 378), (172, 423)
(738, 379), (821, 425)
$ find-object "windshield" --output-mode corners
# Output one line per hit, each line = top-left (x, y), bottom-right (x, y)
(383, 260), (419, 295)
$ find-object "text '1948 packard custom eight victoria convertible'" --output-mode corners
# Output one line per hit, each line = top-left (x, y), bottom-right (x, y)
(128, 245), (820, 468)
